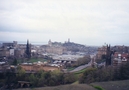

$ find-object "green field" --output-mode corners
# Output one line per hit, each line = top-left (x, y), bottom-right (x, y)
(67, 67), (76, 71)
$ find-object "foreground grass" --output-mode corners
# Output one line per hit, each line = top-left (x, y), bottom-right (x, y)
(91, 80), (129, 90)
(16, 80), (129, 90)
(91, 85), (104, 90)
(16, 84), (96, 90)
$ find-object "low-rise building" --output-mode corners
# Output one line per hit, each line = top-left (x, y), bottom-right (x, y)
(96, 46), (107, 59)
(20, 63), (61, 72)
(112, 52), (129, 66)
(0, 49), (10, 57)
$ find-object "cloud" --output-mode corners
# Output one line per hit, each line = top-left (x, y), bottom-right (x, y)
(0, 0), (129, 45)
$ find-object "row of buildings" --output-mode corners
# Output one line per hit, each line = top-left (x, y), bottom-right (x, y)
(0, 39), (97, 59)
(0, 41), (30, 60)
(40, 39), (97, 55)
(96, 45), (129, 66)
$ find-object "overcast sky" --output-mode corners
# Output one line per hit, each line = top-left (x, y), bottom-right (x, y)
(0, 0), (129, 46)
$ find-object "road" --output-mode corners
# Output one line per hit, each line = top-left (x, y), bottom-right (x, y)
(70, 63), (91, 72)
(70, 55), (95, 72)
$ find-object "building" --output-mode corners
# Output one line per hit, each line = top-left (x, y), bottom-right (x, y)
(10, 49), (14, 56)
(105, 45), (112, 66)
(25, 40), (31, 58)
(45, 46), (66, 55)
(41, 40), (66, 55)
(112, 52), (129, 66)
(2, 41), (18, 48)
(15, 49), (25, 58)
(96, 46), (107, 59)
(0, 49), (10, 57)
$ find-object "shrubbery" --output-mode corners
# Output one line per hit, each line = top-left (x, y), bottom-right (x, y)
(0, 68), (77, 88)
(79, 62), (129, 83)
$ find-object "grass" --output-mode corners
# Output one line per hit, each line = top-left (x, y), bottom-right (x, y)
(67, 67), (76, 71)
(91, 85), (104, 90)
(17, 58), (48, 64)
(74, 68), (87, 74)
(15, 80), (129, 90)
(72, 81), (79, 85)
(91, 80), (129, 90)
(73, 68), (87, 78)
(16, 84), (96, 90)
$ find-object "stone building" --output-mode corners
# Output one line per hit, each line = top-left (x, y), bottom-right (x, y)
(15, 49), (25, 58)
(96, 46), (107, 59)
(112, 52), (129, 66)
(2, 41), (18, 48)
(0, 49), (10, 57)
(45, 46), (66, 55)
(41, 40), (66, 55)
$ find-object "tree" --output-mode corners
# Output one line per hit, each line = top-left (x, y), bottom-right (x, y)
(12, 58), (17, 65)
(64, 73), (76, 84)
(16, 66), (26, 81)
(79, 68), (97, 83)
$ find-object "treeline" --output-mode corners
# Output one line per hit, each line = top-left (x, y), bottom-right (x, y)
(1, 61), (129, 89)
(79, 62), (129, 83)
(0, 66), (77, 89)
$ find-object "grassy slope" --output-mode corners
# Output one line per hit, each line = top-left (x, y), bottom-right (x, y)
(16, 84), (96, 90)
(91, 80), (129, 90)
(16, 80), (129, 90)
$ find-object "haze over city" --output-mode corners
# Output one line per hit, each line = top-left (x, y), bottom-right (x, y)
(0, 0), (129, 46)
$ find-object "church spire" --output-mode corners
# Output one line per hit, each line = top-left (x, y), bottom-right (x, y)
(26, 39), (31, 59)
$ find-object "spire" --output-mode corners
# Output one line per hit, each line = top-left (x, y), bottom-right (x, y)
(27, 39), (29, 44)
(26, 39), (31, 59)
(48, 39), (52, 46)
(106, 44), (111, 66)
(68, 38), (70, 42)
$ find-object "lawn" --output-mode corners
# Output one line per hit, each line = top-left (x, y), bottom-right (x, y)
(74, 68), (87, 74)
(67, 67), (77, 71)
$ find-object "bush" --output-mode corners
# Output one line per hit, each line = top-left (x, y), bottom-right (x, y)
(79, 62), (129, 84)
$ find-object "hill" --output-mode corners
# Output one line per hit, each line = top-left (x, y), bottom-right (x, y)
(16, 80), (129, 90)
(16, 84), (96, 90)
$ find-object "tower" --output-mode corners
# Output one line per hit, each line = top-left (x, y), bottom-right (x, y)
(106, 44), (112, 66)
(48, 39), (52, 46)
(25, 40), (31, 58)
(68, 38), (70, 43)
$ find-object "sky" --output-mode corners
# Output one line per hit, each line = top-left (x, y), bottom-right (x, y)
(0, 0), (129, 46)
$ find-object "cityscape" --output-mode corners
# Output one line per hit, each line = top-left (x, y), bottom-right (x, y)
(0, 39), (129, 89)
(0, 0), (129, 90)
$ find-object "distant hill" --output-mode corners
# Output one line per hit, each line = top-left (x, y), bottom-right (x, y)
(16, 80), (129, 90)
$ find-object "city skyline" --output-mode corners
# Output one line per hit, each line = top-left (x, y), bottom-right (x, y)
(0, 0), (129, 46)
